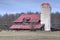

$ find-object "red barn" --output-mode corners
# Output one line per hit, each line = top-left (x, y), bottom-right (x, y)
(10, 14), (44, 30)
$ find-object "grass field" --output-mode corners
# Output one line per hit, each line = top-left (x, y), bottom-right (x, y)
(0, 31), (60, 40)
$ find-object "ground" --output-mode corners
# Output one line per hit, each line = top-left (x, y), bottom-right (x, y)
(0, 30), (60, 40)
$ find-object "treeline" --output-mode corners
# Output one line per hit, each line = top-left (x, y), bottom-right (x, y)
(51, 12), (60, 29)
(0, 13), (21, 30)
(0, 12), (60, 30)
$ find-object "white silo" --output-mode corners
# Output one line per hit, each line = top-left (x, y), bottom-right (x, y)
(41, 3), (51, 31)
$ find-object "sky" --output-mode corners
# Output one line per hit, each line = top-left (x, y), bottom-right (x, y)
(0, 0), (60, 15)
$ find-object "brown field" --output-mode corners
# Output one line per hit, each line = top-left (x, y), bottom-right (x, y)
(0, 30), (60, 40)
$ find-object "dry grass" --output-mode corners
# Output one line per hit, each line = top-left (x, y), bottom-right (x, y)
(0, 31), (60, 40)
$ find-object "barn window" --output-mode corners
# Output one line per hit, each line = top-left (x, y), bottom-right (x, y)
(23, 18), (30, 24)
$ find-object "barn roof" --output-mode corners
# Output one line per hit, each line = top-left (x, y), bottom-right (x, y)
(14, 14), (40, 22)
(10, 24), (44, 29)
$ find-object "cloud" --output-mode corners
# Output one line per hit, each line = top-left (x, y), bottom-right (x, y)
(0, 0), (60, 15)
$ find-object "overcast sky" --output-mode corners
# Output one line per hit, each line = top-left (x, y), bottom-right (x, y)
(0, 0), (60, 15)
